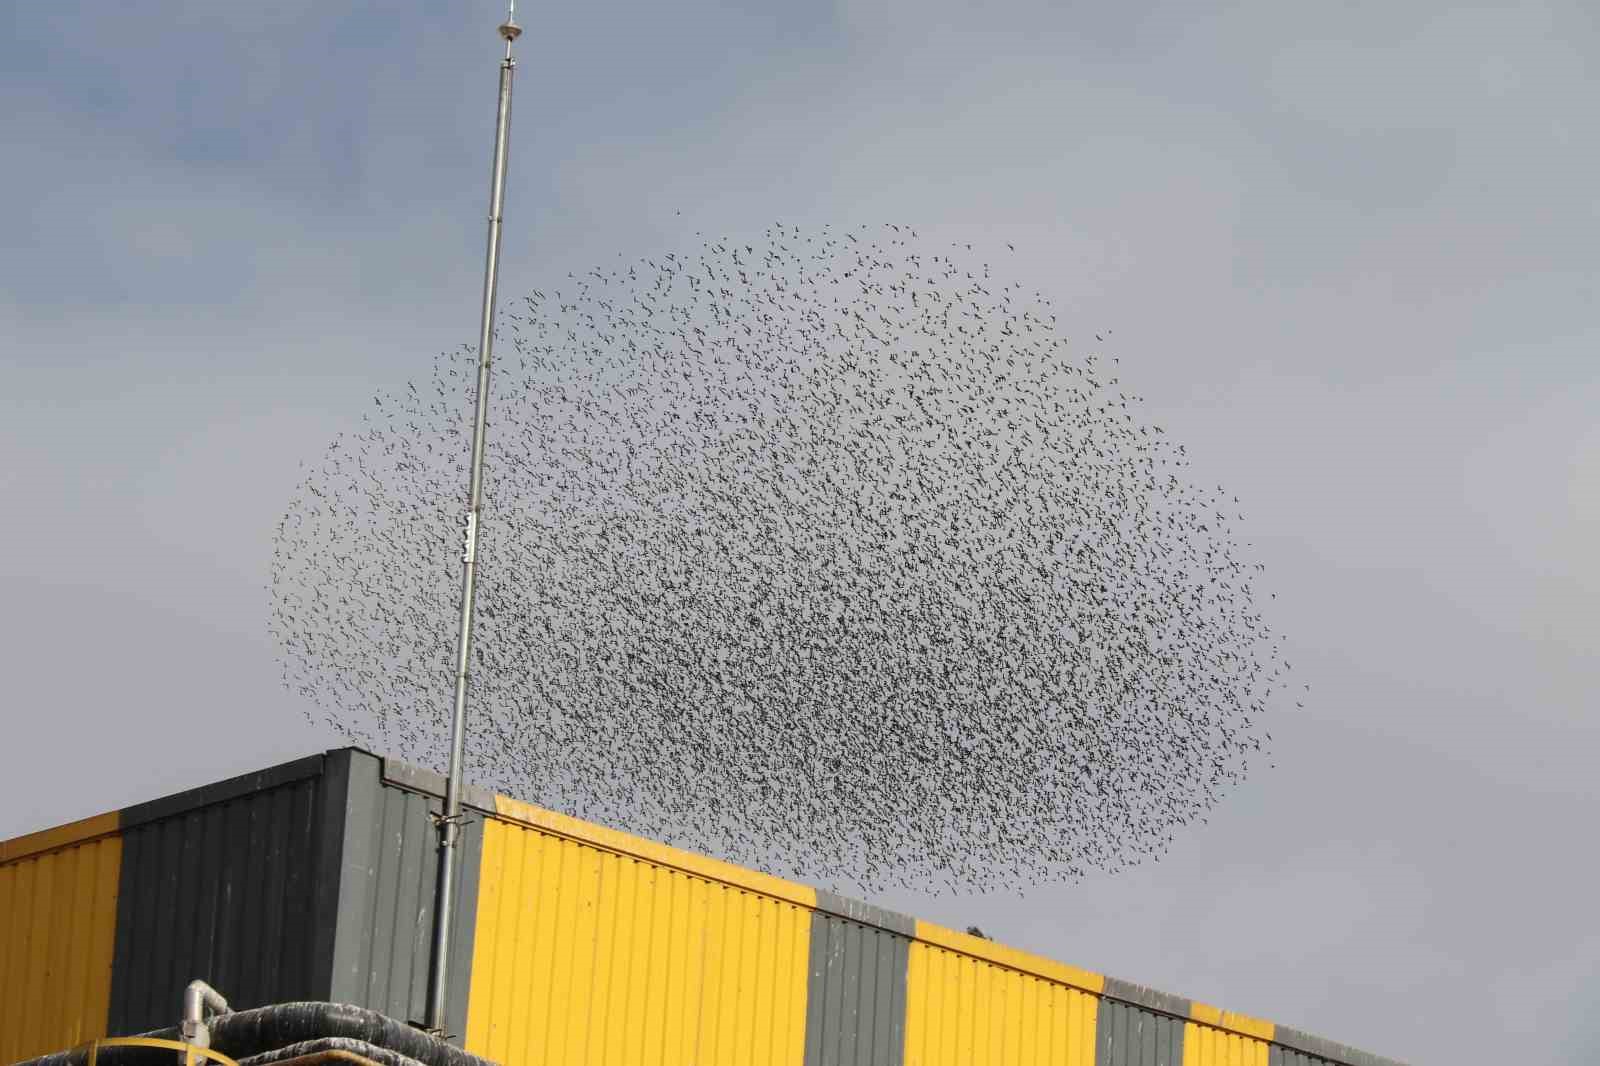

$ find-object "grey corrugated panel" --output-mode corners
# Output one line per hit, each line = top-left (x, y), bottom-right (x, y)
(108, 758), (335, 1035)
(328, 751), (481, 1043)
(390, 788), (430, 1023)
(364, 784), (406, 1016)
(307, 748), (357, 1000)
(814, 889), (917, 937)
(1100, 976), (1191, 1020)
(1272, 1026), (1408, 1066)
(1095, 997), (1184, 1066)
(379, 757), (498, 814)
(1097, 978), (1407, 1066)
(803, 907), (909, 1066)
(1273, 1045), (1362, 1066)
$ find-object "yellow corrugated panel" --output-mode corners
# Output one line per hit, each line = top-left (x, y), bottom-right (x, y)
(465, 807), (816, 1066)
(0, 810), (119, 864)
(905, 921), (1101, 1066)
(486, 795), (817, 908)
(914, 922), (1105, 994)
(1182, 1016), (1272, 1066)
(0, 815), (122, 1063)
(1188, 1001), (1275, 1041)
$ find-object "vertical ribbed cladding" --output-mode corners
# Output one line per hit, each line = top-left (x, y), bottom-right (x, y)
(100, 749), (486, 1047)
(1182, 1024), (1269, 1065)
(107, 754), (339, 1035)
(1095, 1001), (1184, 1065)
(904, 924), (1101, 1066)
(1269, 1027), (1406, 1066)
(0, 813), (123, 1062)
(465, 795), (815, 1066)
(328, 753), (484, 1042)
(1184, 1002), (1272, 1066)
(803, 891), (911, 1066)
(3, 745), (1406, 1066)
(1095, 979), (1187, 1066)
(1274, 1049), (1335, 1066)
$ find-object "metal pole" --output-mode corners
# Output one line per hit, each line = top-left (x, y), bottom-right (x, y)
(426, 6), (520, 1037)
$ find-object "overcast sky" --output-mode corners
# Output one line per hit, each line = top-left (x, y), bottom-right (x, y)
(3, 3), (1596, 1063)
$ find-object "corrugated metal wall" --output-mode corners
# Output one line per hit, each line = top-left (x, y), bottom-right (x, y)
(0, 748), (1406, 1066)
(106, 754), (338, 1036)
(1089, 980), (1279, 1066)
(804, 892), (910, 1066)
(464, 798), (814, 1066)
(0, 814), (122, 1063)
(17, 750), (485, 1049)
(1273, 1048), (1345, 1066)
(1268, 1027), (1397, 1066)
(1185, 1003), (1273, 1066)
(1095, 997), (1184, 1066)
(328, 752), (482, 1040)
(903, 928), (1100, 1066)
(457, 795), (1399, 1066)
(1182, 1022), (1270, 1066)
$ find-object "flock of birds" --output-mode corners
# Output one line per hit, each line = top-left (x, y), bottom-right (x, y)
(270, 223), (1289, 893)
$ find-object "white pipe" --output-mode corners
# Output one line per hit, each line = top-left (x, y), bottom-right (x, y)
(179, 979), (231, 1055)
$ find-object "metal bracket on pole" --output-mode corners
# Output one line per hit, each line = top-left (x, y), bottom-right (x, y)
(461, 512), (478, 564)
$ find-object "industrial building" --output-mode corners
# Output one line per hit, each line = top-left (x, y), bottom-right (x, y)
(1, 747), (1400, 1066)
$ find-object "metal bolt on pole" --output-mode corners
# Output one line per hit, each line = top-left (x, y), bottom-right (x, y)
(425, 3), (521, 1037)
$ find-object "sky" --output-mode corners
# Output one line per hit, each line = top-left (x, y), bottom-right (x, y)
(2, 2), (1596, 1063)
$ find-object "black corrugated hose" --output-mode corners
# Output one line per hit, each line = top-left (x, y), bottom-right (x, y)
(15, 1003), (498, 1066)
(237, 1036), (427, 1066)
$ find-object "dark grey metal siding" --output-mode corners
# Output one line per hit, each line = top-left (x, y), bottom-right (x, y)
(1271, 1027), (1404, 1066)
(78, 745), (1409, 1066)
(1094, 996), (1186, 1066)
(327, 751), (482, 1042)
(803, 891), (911, 1066)
(104, 749), (483, 1047)
(108, 754), (336, 1035)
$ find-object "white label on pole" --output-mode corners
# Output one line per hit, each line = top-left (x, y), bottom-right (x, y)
(462, 511), (478, 564)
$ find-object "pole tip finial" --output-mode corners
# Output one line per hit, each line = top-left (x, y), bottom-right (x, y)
(500, 0), (520, 40)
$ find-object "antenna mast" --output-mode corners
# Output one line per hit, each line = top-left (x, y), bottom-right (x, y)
(426, 1), (521, 1036)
